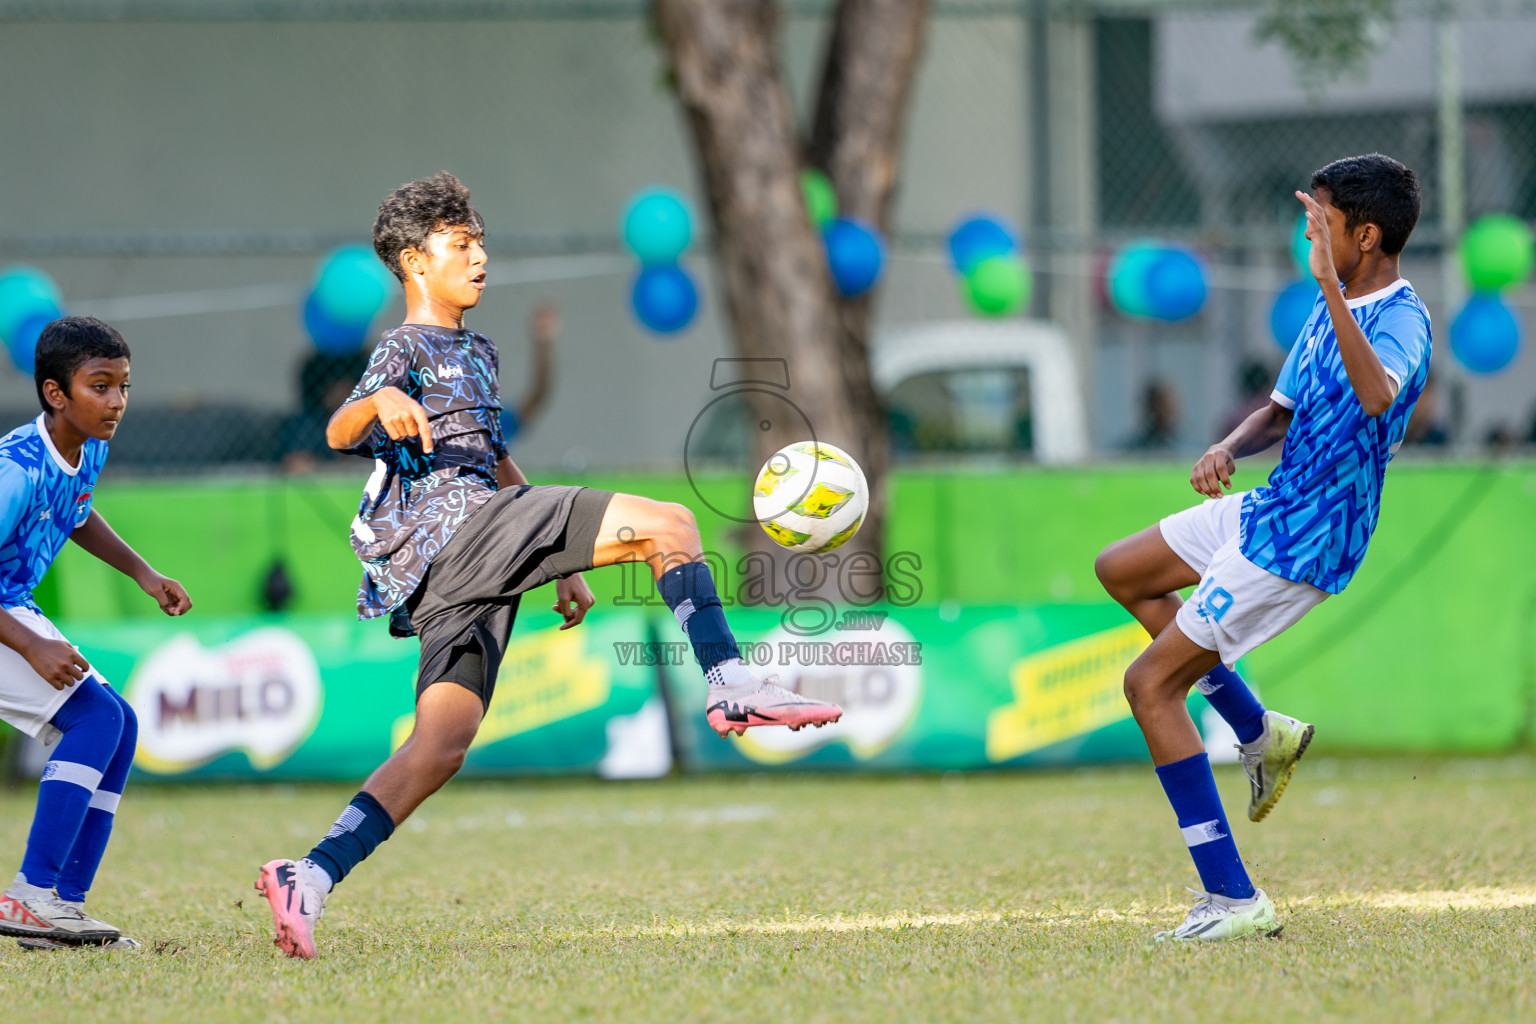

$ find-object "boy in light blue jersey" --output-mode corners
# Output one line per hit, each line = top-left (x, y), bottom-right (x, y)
(0, 317), (192, 951)
(1094, 154), (1430, 941)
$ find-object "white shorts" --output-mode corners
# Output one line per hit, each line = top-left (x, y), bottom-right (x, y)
(1158, 493), (1328, 666)
(0, 606), (108, 747)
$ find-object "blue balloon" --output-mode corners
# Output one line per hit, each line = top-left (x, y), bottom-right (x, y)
(623, 189), (693, 264)
(631, 264), (698, 334)
(1108, 241), (1163, 319)
(303, 292), (370, 354)
(823, 218), (885, 298)
(1269, 280), (1321, 351)
(1451, 294), (1522, 375)
(312, 245), (393, 326)
(7, 307), (60, 373)
(948, 215), (1017, 274)
(1143, 248), (1207, 321)
(0, 266), (63, 342)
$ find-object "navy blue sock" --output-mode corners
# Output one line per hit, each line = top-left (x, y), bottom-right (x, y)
(657, 561), (740, 672)
(19, 678), (124, 890)
(306, 791), (396, 889)
(57, 686), (137, 903)
(1154, 753), (1254, 899)
(1196, 664), (1267, 745)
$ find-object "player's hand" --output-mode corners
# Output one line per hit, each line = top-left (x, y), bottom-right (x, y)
(530, 303), (560, 346)
(373, 386), (434, 453)
(139, 572), (192, 616)
(553, 573), (595, 630)
(1190, 445), (1237, 498)
(25, 636), (90, 691)
(1294, 190), (1339, 286)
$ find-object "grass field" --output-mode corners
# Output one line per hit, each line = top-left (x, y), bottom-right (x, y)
(2, 757), (1533, 1022)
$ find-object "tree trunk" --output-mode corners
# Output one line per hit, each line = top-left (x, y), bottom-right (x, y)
(656, 0), (929, 598)
(654, 0), (858, 471)
(807, 0), (930, 565)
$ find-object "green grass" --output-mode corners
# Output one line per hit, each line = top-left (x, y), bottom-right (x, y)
(1, 759), (1534, 1022)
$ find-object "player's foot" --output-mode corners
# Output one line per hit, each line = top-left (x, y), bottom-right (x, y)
(0, 891), (121, 945)
(18, 934), (141, 951)
(1153, 888), (1281, 942)
(1239, 711), (1315, 822)
(705, 677), (843, 737)
(256, 859), (326, 960)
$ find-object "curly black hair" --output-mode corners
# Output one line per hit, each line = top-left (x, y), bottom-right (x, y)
(372, 171), (485, 282)
(1310, 153), (1421, 256)
(34, 316), (131, 412)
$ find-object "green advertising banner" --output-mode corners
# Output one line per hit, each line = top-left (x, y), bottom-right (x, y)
(62, 610), (663, 782)
(661, 605), (1225, 773)
(55, 602), (1233, 782)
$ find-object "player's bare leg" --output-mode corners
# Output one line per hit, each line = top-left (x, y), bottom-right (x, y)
(258, 683), (482, 958)
(591, 494), (843, 736)
(1097, 526), (1310, 820)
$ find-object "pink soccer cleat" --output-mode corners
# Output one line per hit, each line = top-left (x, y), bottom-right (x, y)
(705, 677), (843, 738)
(256, 859), (326, 959)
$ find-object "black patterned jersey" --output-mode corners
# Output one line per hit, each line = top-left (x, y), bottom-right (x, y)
(344, 325), (507, 619)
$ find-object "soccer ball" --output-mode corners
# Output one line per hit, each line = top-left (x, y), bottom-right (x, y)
(752, 441), (869, 553)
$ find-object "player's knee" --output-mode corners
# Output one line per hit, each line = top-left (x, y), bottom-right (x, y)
(116, 696), (138, 748)
(1122, 661), (1154, 712)
(1094, 543), (1130, 596)
(654, 501), (699, 554)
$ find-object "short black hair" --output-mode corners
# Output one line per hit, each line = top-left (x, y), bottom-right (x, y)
(1310, 153), (1421, 256)
(373, 171), (484, 282)
(34, 316), (131, 412)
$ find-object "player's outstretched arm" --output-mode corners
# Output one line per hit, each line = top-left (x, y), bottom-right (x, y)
(70, 509), (192, 617)
(1190, 401), (1293, 498)
(326, 386), (434, 453)
(1295, 190), (1400, 417)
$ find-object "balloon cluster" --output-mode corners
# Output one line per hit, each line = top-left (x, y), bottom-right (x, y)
(304, 246), (396, 355)
(623, 188), (699, 334)
(1107, 242), (1208, 322)
(801, 170), (886, 299)
(0, 267), (65, 372)
(1450, 215), (1533, 374)
(948, 214), (1030, 317)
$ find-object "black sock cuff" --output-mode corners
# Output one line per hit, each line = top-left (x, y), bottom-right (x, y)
(354, 790), (397, 838)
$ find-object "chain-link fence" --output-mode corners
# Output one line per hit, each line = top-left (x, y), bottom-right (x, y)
(0, 0), (1532, 472)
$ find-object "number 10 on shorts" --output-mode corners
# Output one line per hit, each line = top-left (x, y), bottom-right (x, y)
(1194, 578), (1235, 623)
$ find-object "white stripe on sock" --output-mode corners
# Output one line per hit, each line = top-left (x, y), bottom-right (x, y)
(88, 789), (121, 814)
(40, 760), (103, 793)
(1194, 674), (1221, 696)
(325, 805), (366, 838)
(1181, 820), (1228, 847)
(673, 598), (696, 632)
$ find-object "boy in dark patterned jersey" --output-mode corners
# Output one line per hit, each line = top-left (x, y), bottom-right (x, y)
(257, 172), (841, 959)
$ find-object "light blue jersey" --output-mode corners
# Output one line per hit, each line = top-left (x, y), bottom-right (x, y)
(1240, 279), (1431, 594)
(0, 415), (108, 610)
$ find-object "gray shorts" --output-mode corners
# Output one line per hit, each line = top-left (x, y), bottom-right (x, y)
(400, 484), (615, 707)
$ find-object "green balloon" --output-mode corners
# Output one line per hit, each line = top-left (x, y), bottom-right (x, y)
(963, 255), (1031, 317)
(1291, 213), (1313, 275)
(800, 169), (837, 228)
(1459, 214), (1535, 292)
(1108, 241), (1161, 318)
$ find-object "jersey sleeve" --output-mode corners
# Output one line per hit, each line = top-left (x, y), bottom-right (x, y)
(341, 333), (416, 458)
(1369, 300), (1431, 396)
(1271, 336), (1304, 410)
(0, 458), (32, 550)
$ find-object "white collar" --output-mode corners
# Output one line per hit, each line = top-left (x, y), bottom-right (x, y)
(1344, 278), (1411, 309)
(34, 414), (81, 476)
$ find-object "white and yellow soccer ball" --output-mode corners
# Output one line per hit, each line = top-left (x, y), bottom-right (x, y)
(752, 441), (868, 553)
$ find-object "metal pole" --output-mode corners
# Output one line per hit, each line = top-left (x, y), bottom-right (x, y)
(1436, 8), (1466, 439)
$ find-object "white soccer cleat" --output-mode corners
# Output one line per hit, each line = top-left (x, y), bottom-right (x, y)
(704, 677), (843, 738)
(256, 859), (327, 959)
(1154, 887), (1282, 942)
(1239, 711), (1315, 822)
(18, 934), (141, 951)
(0, 891), (121, 945)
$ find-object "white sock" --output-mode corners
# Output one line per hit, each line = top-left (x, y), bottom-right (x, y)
(705, 657), (755, 689)
(297, 857), (335, 895)
(7, 874), (50, 901)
